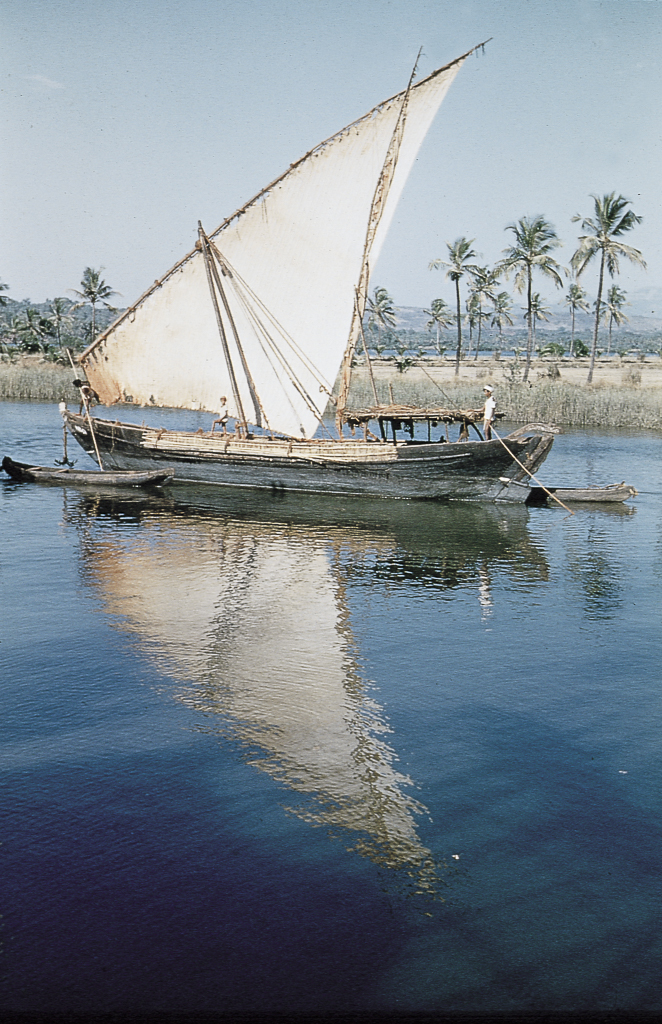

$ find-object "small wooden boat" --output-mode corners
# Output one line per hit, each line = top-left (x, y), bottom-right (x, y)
(2, 456), (174, 489)
(525, 482), (637, 505)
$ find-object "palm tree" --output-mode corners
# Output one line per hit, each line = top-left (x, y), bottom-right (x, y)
(563, 281), (590, 356)
(468, 265), (499, 359)
(0, 280), (9, 308)
(14, 308), (55, 352)
(526, 292), (551, 352)
(47, 297), (75, 348)
(424, 298), (454, 355)
(70, 267), (119, 341)
(429, 237), (477, 377)
(498, 216), (565, 381)
(366, 286), (397, 348)
(601, 284), (629, 355)
(465, 294), (479, 356)
(571, 193), (645, 383)
(490, 291), (514, 349)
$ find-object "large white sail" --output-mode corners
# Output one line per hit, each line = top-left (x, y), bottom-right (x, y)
(82, 52), (473, 439)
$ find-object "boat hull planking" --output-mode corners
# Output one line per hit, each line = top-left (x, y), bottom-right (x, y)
(62, 412), (554, 502)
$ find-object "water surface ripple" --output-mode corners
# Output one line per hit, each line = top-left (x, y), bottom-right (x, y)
(1, 401), (661, 1016)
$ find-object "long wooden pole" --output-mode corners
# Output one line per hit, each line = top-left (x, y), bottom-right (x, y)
(492, 426), (573, 514)
(207, 235), (265, 428)
(198, 223), (248, 435)
(66, 348), (104, 470)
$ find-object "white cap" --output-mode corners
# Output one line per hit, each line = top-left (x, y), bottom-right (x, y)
(483, 385), (494, 393)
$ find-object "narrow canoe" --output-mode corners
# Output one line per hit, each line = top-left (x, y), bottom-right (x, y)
(526, 482), (637, 505)
(2, 456), (174, 488)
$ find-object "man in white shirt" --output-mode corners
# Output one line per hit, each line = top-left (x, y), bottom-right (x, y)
(482, 385), (496, 440)
(212, 396), (229, 434)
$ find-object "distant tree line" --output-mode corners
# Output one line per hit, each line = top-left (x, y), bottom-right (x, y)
(1, 196), (651, 386)
(361, 192), (647, 384)
(0, 267), (120, 362)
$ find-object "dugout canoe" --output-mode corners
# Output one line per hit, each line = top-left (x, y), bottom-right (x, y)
(2, 456), (174, 489)
(526, 482), (638, 505)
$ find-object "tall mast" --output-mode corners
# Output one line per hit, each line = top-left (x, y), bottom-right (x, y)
(206, 234), (265, 428)
(335, 49), (423, 432)
(334, 41), (491, 433)
(198, 222), (248, 435)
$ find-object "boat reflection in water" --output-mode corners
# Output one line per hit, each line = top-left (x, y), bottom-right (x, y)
(65, 486), (550, 898)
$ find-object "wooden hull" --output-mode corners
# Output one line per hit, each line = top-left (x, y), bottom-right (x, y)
(2, 455), (174, 489)
(62, 412), (554, 502)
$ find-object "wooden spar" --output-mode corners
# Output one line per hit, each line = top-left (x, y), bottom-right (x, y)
(492, 426), (573, 514)
(83, 400), (105, 470)
(207, 235), (265, 428)
(199, 248), (335, 441)
(336, 49), (423, 432)
(65, 348), (105, 470)
(198, 222), (248, 435)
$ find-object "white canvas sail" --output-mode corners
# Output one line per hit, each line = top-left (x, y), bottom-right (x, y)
(82, 50), (474, 439)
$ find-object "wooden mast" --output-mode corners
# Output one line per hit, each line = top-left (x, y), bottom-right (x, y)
(335, 49), (423, 434)
(198, 222), (248, 435)
(207, 234), (265, 428)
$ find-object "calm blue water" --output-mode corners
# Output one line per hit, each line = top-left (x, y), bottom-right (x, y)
(1, 400), (662, 1018)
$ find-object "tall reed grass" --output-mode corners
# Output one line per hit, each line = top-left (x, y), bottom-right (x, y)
(2, 360), (661, 430)
(0, 363), (79, 403)
(346, 372), (662, 430)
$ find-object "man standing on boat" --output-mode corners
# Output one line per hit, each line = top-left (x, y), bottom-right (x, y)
(482, 386), (496, 440)
(212, 396), (229, 434)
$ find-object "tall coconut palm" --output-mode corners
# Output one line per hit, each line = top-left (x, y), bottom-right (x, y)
(424, 298), (454, 355)
(468, 265), (499, 359)
(563, 281), (590, 356)
(601, 284), (629, 355)
(465, 294), (479, 355)
(498, 216), (565, 381)
(429, 237), (477, 376)
(490, 291), (514, 349)
(70, 267), (119, 341)
(47, 297), (75, 348)
(571, 193), (645, 383)
(366, 286), (397, 349)
(526, 292), (551, 351)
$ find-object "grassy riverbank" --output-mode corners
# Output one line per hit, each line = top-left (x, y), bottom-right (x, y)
(345, 360), (662, 430)
(2, 356), (662, 430)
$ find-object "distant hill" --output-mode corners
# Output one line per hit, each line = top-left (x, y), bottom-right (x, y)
(394, 305), (662, 338)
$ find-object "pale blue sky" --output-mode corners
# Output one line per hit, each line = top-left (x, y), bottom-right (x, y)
(1, 0), (660, 315)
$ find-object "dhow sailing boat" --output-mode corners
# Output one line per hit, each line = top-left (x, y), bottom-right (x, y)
(63, 43), (554, 501)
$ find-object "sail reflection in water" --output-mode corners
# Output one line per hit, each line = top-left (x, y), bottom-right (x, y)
(68, 490), (549, 897)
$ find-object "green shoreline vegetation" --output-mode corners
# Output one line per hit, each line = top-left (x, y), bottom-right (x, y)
(3, 356), (661, 430)
(1, 193), (656, 429)
(346, 369), (662, 431)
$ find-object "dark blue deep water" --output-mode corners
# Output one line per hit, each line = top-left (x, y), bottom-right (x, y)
(2, 401), (662, 1019)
